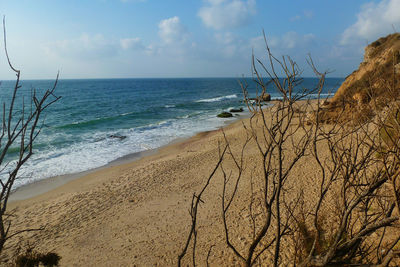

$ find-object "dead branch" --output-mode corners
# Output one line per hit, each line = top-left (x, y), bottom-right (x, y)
(0, 17), (60, 256)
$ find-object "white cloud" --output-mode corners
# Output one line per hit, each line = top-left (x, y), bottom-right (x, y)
(210, 30), (315, 61)
(341, 0), (400, 45)
(137, 17), (192, 58)
(198, 0), (256, 30)
(214, 32), (236, 45)
(158, 16), (188, 44)
(214, 32), (242, 57)
(120, 37), (144, 50)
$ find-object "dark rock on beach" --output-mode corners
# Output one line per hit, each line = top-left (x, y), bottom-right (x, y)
(217, 112), (233, 118)
(262, 93), (271, 101)
(249, 93), (271, 102)
(229, 108), (244, 113)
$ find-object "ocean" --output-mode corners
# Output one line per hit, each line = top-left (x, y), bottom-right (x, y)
(0, 77), (343, 188)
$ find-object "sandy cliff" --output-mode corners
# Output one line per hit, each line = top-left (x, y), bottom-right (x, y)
(321, 33), (400, 122)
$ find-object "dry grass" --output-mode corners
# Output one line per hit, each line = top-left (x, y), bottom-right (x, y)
(319, 33), (400, 124)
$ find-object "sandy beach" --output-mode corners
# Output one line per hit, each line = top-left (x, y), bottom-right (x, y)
(4, 111), (262, 266)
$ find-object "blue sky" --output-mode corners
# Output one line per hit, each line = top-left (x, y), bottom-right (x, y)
(0, 0), (399, 79)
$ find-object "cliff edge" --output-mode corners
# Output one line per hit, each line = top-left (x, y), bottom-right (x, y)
(320, 33), (400, 122)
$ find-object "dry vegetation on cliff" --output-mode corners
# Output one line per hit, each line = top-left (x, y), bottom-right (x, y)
(319, 33), (400, 124)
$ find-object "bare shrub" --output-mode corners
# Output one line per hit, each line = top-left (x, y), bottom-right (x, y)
(178, 35), (400, 266)
(0, 17), (60, 257)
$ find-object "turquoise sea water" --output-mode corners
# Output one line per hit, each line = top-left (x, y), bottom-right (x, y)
(0, 77), (343, 188)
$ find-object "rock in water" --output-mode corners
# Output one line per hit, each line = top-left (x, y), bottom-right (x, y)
(109, 134), (127, 140)
(229, 108), (244, 113)
(217, 112), (233, 118)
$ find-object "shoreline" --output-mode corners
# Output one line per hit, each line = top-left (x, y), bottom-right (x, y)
(9, 148), (158, 202)
(9, 112), (250, 203)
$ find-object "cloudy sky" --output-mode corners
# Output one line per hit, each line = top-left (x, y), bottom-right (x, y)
(0, 0), (399, 79)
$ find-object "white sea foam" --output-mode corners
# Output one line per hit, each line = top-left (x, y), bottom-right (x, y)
(196, 94), (237, 103)
(308, 93), (332, 98)
(120, 111), (136, 116)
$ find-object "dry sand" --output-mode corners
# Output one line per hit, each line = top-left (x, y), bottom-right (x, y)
(4, 113), (259, 266)
(0, 101), (348, 266)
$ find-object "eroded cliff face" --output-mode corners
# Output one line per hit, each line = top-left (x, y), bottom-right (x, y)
(320, 33), (400, 123)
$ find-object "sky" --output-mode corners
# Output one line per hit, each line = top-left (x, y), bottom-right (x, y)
(0, 0), (399, 79)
